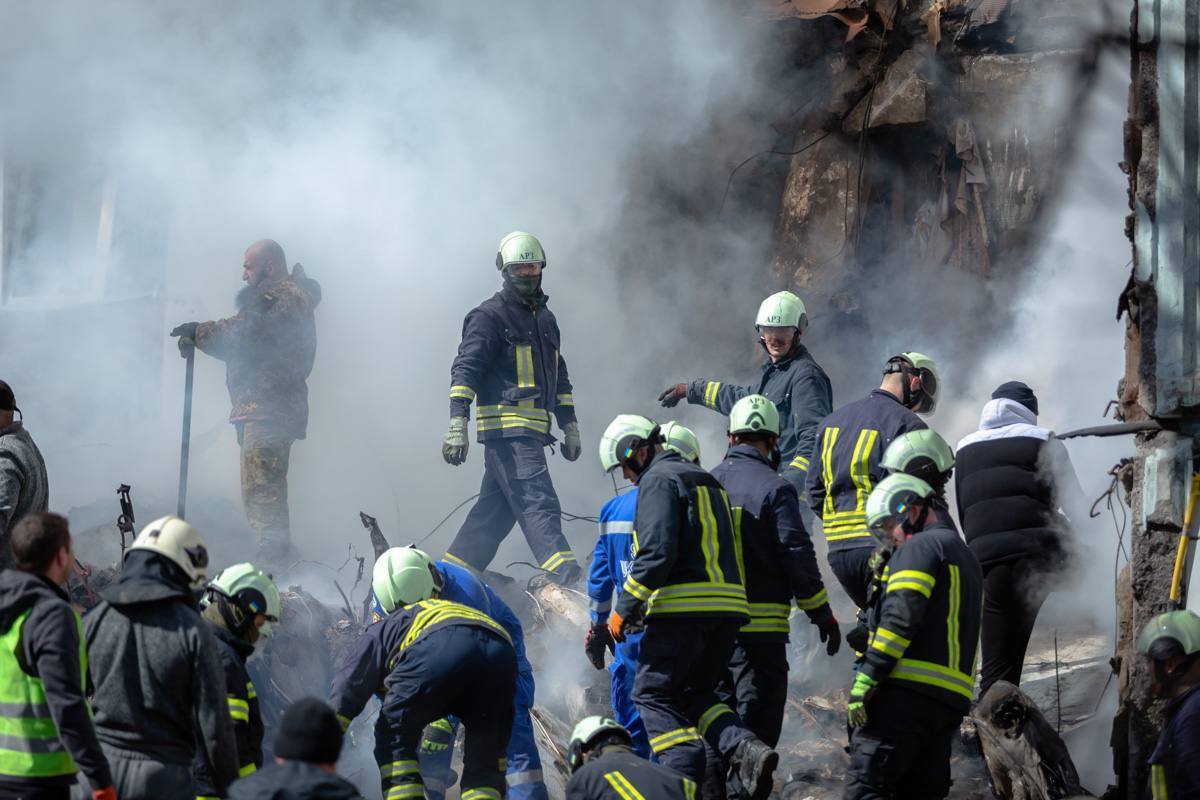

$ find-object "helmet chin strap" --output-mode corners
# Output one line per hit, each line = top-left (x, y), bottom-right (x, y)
(900, 504), (931, 539)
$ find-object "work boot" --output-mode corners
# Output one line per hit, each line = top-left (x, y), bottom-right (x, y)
(729, 737), (778, 800)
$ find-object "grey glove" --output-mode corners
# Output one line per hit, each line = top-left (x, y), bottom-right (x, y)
(562, 421), (582, 462)
(442, 417), (469, 465)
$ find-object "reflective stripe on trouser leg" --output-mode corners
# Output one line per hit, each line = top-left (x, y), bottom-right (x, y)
(379, 757), (423, 800)
(445, 445), (517, 571)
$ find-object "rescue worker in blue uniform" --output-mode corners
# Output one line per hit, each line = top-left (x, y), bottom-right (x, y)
(566, 717), (698, 800)
(658, 291), (831, 497)
(807, 353), (939, 610)
(442, 231), (582, 586)
(845, 474), (982, 800)
(598, 415), (777, 800)
(330, 554), (517, 800)
(710, 396), (840, 750)
(584, 422), (703, 760)
(366, 549), (546, 800)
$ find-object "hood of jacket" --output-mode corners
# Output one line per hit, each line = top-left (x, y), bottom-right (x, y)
(210, 617), (256, 661)
(725, 443), (771, 467)
(102, 549), (200, 609)
(0, 568), (68, 635)
(958, 398), (1051, 449)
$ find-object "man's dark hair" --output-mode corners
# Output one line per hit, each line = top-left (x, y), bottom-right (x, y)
(11, 512), (71, 573)
(732, 431), (776, 445)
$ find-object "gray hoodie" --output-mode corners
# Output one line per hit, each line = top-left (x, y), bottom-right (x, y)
(0, 421), (49, 568)
(82, 551), (238, 794)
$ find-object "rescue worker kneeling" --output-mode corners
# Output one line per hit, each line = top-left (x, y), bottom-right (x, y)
(565, 717), (696, 800)
(599, 415), (777, 800)
(330, 553), (517, 800)
(845, 474), (981, 800)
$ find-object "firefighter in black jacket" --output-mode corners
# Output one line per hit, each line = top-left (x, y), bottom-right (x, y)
(566, 716), (697, 800)
(845, 473), (982, 800)
(194, 563), (281, 798)
(330, 557), (517, 800)
(709, 395), (840, 748)
(442, 231), (582, 586)
(598, 414), (777, 800)
(807, 353), (938, 610)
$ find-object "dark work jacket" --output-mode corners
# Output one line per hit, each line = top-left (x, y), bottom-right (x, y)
(710, 445), (831, 641)
(448, 284), (576, 444)
(329, 599), (513, 728)
(567, 745), (696, 800)
(614, 450), (748, 623)
(1148, 683), (1200, 800)
(955, 399), (1077, 568)
(194, 624), (263, 797)
(686, 344), (832, 494)
(228, 760), (364, 800)
(861, 524), (983, 715)
(806, 390), (926, 553)
(0, 570), (111, 791)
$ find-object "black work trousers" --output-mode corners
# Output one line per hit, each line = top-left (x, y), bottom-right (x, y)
(844, 685), (962, 800)
(376, 625), (517, 800)
(445, 438), (578, 578)
(828, 547), (876, 610)
(716, 640), (789, 748)
(979, 558), (1052, 696)
(633, 617), (755, 787)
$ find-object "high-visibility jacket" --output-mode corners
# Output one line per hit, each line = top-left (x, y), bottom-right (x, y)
(566, 745), (696, 800)
(448, 285), (576, 444)
(614, 451), (748, 622)
(710, 445), (831, 640)
(806, 390), (926, 552)
(329, 599), (513, 729)
(0, 608), (84, 778)
(861, 523), (983, 714)
(683, 344), (831, 494)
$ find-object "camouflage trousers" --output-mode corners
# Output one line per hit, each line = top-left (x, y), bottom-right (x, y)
(237, 421), (294, 565)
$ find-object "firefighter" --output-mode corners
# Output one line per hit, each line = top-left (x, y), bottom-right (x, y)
(0, 513), (114, 800)
(845, 473), (981, 800)
(709, 395), (840, 750)
(566, 717), (697, 800)
(657, 290), (832, 497)
(171, 240), (321, 565)
(367, 548), (546, 800)
(807, 352), (938, 610)
(1138, 610), (1200, 799)
(330, 553), (517, 800)
(599, 414), (777, 800)
(193, 563), (282, 799)
(584, 421), (702, 759)
(442, 231), (582, 586)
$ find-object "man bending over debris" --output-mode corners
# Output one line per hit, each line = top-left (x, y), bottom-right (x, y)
(566, 717), (696, 800)
(845, 474), (981, 800)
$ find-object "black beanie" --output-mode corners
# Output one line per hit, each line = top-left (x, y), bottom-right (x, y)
(991, 381), (1038, 416)
(0, 380), (16, 413)
(274, 697), (344, 764)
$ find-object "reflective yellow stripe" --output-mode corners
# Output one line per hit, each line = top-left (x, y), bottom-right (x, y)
(336, 713), (351, 731)
(238, 763), (257, 777)
(1151, 764), (1169, 800)
(697, 703), (735, 736)
(515, 345), (536, 388)
(443, 553), (473, 570)
(683, 778), (697, 800)
(820, 428), (840, 519)
(851, 429), (879, 515)
(649, 727), (700, 753)
(887, 570), (935, 598)
(228, 697), (249, 723)
(795, 588), (829, 611)
(450, 385), (476, 400)
(623, 575), (652, 601)
(947, 564), (961, 671)
(476, 405), (551, 435)
(245, 681), (256, 699)
(604, 771), (647, 800)
(890, 658), (974, 701)
(557, 393), (575, 406)
(869, 627), (911, 660)
(703, 381), (721, 409)
(462, 789), (502, 800)
(789, 455), (810, 472)
(826, 530), (873, 542)
(401, 600), (512, 651)
(731, 507), (746, 587)
(644, 581), (748, 617)
(387, 786), (427, 800)
(541, 551), (574, 572)
(380, 760), (421, 778)
(696, 487), (725, 584)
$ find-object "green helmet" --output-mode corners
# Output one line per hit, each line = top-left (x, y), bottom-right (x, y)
(598, 414), (658, 473)
(755, 291), (808, 333)
(865, 473), (934, 539)
(885, 352), (940, 415)
(661, 421), (701, 463)
(729, 394), (780, 437)
(567, 716), (632, 773)
(495, 231), (546, 271)
(1137, 610), (1200, 660)
(372, 547), (444, 614)
(881, 429), (955, 490)
(207, 562), (282, 637)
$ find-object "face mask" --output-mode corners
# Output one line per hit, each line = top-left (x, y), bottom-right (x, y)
(504, 271), (541, 297)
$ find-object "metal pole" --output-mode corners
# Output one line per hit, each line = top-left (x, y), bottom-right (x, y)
(177, 348), (194, 519)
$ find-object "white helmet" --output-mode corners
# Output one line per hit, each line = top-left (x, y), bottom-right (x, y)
(128, 515), (210, 589)
(755, 291), (808, 333)
(598, 414), (659, 473)
(661, 421), (701, 464)
(372, 547), (444, 614)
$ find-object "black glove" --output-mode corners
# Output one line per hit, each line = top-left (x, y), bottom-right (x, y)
(845, 624), (869, 653)
(817, 616), (842, 656)
(170, 322), (199, 358)
(657, 384), (687, 408)
(585, 623), (612, 670)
